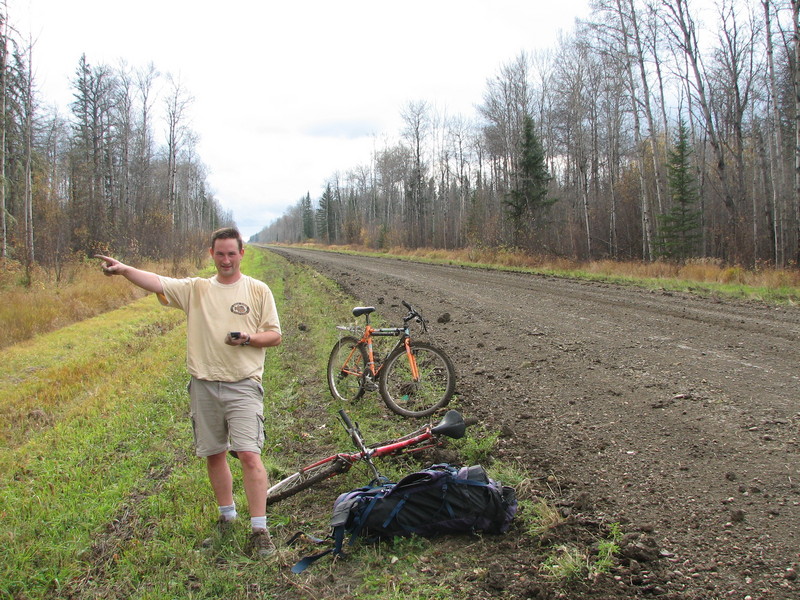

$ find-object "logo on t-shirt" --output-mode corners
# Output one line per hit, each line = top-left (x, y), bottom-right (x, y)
(230, 302), (250, 315)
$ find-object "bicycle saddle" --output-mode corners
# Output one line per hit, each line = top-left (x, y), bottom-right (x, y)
(352, 306), (376, 317)
(431, 410), (467, 439)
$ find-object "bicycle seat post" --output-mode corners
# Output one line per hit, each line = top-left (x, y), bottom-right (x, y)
(352, 306), (376, 327)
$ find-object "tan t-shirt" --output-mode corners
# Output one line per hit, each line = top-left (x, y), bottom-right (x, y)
(157, 274), (281, 383)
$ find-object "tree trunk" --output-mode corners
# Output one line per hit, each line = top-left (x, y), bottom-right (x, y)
(663, 0), (738, 260)
(626, 0), (665, 216)
(763, 0), (787, 265)
(794, 0), (800, 265)
(0, 7), (7, 260)
(612, 0), (655, 259)
(581, 162), (592, 258)
(23, 37), (34, 281)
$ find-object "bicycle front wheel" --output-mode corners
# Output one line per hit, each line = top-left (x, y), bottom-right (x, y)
(267, 457), (350, 505)
(379, 341), (456, 418)
(327, 336), (369, 402)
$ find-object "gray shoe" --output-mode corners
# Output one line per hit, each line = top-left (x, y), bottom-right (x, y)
(249, 528), (277, 557)
(201, 516), (235, 548)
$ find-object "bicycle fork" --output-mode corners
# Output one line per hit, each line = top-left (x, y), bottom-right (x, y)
(339, 410), (382, 481)
(364, 339), (379, 391)
(404, 338), (420, 381)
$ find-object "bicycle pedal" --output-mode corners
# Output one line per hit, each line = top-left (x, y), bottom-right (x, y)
(364, 381), (378, 392)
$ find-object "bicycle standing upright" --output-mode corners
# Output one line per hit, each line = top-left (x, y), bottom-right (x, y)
(326, 300), (456, 418)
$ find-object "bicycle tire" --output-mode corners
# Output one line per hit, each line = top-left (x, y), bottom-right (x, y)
(266, 457), (350, 505)
(327, 336), (369, 402)
(379, 340), (456, 418)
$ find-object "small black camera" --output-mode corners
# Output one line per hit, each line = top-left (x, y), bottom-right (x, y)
(229, 331), (241, 339)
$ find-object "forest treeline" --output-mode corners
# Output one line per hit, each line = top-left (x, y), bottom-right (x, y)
(0, 11), (231, 284)
(255, 0), (800, 269)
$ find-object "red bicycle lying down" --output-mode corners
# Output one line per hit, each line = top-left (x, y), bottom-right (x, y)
(266, 409), (470, 505)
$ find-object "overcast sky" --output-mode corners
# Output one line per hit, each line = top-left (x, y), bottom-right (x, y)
(11, 0), (591, 239)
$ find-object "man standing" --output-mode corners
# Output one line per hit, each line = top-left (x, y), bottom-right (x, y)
(96, 227), (282, 557)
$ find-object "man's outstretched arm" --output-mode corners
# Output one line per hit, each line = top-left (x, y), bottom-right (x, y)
(95, 255), (164, 294)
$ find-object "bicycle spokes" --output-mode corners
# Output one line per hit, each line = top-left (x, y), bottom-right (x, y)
(398, 381), (419, 397)
(328, 336), (369, 403)
(379, 342), (455, 417)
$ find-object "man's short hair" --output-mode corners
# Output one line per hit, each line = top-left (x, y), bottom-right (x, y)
(211, 227), (243, 251)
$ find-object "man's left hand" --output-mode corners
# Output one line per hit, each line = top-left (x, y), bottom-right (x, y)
(225, 332), (251, 346)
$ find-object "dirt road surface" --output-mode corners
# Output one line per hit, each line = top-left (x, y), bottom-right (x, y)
(269, 246), (800, 599)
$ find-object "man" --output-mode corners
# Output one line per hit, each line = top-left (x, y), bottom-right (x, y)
(96, 227), (282, 557)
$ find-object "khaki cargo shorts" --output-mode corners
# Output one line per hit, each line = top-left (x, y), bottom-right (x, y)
(188, 377), (265, 457)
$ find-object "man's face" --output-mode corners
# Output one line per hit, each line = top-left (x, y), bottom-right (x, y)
(211, 237), (244, 279)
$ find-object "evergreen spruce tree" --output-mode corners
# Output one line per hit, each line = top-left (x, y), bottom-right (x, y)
(301, 192), (314, 239)
(316, 184), (336, 243)
(657, 120), (701, 260)
(505, 114), (553, 245)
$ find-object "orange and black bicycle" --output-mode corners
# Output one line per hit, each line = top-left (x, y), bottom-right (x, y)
(326, 300), (456, 418)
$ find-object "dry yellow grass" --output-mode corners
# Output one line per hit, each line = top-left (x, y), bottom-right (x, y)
(0, 257), (198, 349)
(0, 297), (186, 448)
(282, 242), (800, 290)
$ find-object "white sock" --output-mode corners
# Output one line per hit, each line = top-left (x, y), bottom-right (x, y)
(218, 503), (237, 521)
(251, 516), (267, 531)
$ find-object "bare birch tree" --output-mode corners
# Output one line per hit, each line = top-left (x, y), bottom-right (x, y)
(165, 74), (193, 229)
(21, 36), (33, 280)
(792, 0), (800, 264)
(401, 100), (430, 247)
(760, 0), (788, 264)
(591, 0), (658, 259)
(0, 5), (6, 260)
(661, 0), (744, 260)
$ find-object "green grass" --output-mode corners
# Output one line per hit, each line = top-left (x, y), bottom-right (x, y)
(520, 498), (566, 538)
(0, 311), (191, 598)
(0, 298), (185, 449)
(538, 524), (623, 584)
(0, 247), (466, 600)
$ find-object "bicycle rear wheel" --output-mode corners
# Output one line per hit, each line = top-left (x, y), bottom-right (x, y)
(379, 341), (456, 418)
(327, 336), (369, 402)
(267, 457), (350, 505)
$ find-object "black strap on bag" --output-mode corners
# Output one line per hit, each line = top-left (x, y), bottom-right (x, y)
(291, 484), (394, 573)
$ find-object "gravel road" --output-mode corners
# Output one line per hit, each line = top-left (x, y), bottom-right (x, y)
(268, 246), (800, 599)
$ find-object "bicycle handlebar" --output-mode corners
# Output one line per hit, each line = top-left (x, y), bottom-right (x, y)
(339, 409), (375, 457)
(338, 409), (354, 430)
(401, 300), (428, 333)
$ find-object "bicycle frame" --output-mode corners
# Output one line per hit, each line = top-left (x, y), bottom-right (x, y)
(278, 424), (440, 484)
(266, 409), (468, 504)
(339, 304), (421, 382)
(363, 326), (414, 380)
